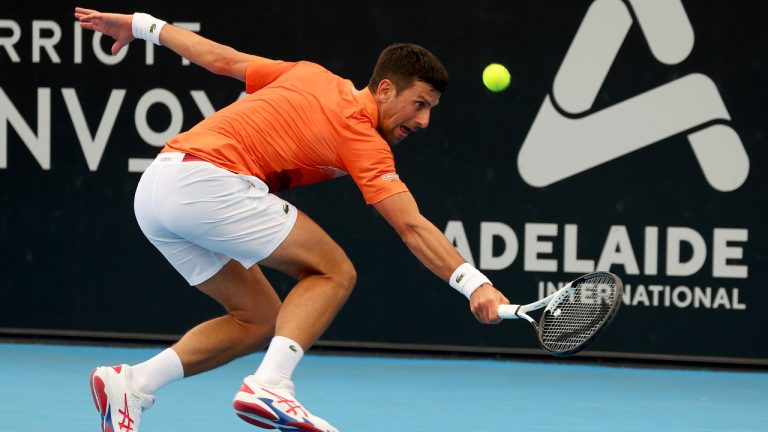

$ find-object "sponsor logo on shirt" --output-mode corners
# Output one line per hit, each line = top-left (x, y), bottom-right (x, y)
(380, 172), (400, 181)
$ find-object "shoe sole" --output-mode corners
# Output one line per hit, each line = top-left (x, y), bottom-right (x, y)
(233, 398), (325, 432)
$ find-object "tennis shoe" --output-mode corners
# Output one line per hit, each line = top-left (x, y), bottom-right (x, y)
(90, 365), (155, 432)
(233, 375), (339, 432)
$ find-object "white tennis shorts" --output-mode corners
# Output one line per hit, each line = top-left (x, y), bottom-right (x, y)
(134, 152), (298, 286)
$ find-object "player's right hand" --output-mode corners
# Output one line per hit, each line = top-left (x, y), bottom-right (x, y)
(469, 283), (510, 324)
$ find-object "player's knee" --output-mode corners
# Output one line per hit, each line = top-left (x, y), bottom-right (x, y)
(315, 257), (356, 296)
(336, 258), (357, 295)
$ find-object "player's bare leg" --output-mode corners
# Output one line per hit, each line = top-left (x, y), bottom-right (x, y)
(260, 211), (357, 350)
(156, 210), (355, 376)
(172, 262), (282, 376)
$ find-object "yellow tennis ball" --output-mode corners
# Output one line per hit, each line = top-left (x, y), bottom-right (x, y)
(482, 63), (511, 92)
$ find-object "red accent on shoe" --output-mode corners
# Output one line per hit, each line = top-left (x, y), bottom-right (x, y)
(117, 393), (135, 432)
(236, 413), (277, 429)
(240, 383), (255, 394)
(233, 400), (278, 421)
(90, 372), (108, 416)
(112, 365), (123, 374)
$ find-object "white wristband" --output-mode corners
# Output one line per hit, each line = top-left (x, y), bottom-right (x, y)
(132, 13), (167, 45)
(449, 263), (491, 300)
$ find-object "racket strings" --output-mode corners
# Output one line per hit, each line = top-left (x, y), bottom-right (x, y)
(540, 275), (619, 353)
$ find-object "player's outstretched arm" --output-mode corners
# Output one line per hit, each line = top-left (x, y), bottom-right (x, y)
(373, 192), (510, 324)
(74, 7), (254, 81)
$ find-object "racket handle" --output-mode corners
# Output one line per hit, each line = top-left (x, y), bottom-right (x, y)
(498, 304), (523, 319)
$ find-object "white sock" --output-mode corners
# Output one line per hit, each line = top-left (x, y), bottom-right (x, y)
(130, 348), (185, 395)
(253, 336), (304, 386)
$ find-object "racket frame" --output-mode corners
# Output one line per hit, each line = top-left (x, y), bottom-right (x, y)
(497, 272), (623, 356)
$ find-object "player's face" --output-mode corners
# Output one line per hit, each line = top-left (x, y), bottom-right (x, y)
(377, 80), (441, 145)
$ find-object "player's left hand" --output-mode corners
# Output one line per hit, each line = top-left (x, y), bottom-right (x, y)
(469, 284), (510, 324)
(74, 7), (135, 55)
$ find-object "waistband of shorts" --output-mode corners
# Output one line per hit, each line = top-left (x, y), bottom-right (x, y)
(155, 152), (208, 164)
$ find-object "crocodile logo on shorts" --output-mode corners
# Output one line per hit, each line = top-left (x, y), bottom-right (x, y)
(283, 204), (289, 214)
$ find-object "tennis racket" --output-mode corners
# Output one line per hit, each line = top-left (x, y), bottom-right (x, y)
(497, 271), (623, 356)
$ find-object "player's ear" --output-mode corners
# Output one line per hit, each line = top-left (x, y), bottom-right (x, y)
(376, 79), (394, 102)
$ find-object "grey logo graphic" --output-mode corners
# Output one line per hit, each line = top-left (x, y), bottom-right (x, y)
(518, 0), (749, 192)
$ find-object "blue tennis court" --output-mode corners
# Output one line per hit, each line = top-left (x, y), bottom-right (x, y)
(0, 341), (765, 431)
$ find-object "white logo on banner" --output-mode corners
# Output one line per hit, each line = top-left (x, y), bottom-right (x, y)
(518, 0), (749, 192)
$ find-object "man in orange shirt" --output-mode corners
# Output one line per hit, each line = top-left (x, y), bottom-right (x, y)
(76, 7), (509, 432)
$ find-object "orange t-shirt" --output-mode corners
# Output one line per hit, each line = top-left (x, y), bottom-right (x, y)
(163, 57), (408, 204)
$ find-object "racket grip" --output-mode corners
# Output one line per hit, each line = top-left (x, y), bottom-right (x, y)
(497, 304), (522, 319)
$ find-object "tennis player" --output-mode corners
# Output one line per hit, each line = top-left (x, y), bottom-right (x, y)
(76, 7), (509, 432)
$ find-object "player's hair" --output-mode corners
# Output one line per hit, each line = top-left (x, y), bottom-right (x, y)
(368, 43), (448, 94)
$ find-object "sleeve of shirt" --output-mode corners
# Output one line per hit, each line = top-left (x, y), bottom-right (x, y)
(245, 57), (297, 94)
(338, 120), (410, 205)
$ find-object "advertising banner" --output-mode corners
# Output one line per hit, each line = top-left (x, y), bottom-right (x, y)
(1, 1), (765, 364)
